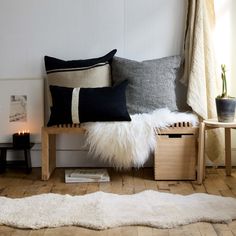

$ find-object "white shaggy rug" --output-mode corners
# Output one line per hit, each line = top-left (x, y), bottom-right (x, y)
(83, 108), (198, 168)
(0, 190), (236, 230)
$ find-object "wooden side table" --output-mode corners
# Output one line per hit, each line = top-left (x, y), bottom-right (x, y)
(0, 143), (34, 174)
(197, 119), (236, 184)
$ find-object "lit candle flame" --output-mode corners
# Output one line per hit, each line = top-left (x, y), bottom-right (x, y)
(17, 130), (30, 135)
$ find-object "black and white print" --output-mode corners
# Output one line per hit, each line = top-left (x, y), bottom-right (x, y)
(9, 95), (27, 122)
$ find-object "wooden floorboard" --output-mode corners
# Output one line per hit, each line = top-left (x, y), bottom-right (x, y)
(0, 167), (235, 236)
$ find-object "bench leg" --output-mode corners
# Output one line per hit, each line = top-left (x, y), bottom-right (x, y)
(42, 128), (56, 180)
(225, 128), (231, 176)
(42, 128), (49, 180)
(24, 149), (32, 174)
(0, 149), (7, 173)
(197, 122), (205, 184)
(49, 134), (56, 175)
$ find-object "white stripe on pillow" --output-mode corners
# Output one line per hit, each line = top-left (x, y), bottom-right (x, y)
(46, 62), (108, 74)
(71, 88), (80, 124)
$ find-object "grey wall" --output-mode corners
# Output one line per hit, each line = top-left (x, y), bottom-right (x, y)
(0, 0), (187, 167)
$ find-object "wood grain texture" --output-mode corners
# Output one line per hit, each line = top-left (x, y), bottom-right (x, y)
(225, 128), (232, 176)
(155, 125), (198, 180)
(197, 122), (205, 184)
(198, 119), (236, 184)
(41, 126), (86, 180)
(0, 167), (235, 236)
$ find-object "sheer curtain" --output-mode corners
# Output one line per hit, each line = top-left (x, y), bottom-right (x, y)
(182, 0), (224, 163)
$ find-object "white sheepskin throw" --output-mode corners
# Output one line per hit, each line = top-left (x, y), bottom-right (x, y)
(83, 108), (198, 168)
(0, 190), (236, 230)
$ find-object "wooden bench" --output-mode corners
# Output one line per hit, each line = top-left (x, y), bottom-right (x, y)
(41, 122), (202, 183)
(41, 124), (86, 180)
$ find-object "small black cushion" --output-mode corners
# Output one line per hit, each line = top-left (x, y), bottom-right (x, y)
(47, 80), (131, 126)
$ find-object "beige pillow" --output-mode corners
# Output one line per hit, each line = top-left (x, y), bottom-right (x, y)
(44, 49), (117, 109)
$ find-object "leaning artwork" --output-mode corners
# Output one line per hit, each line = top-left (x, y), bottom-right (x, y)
(9, 95), (27, 122)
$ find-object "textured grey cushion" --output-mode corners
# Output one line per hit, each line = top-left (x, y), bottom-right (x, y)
(112, 56), (182, 114)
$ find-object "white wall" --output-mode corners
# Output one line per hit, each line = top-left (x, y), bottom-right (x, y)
(230, 0), (236, 96)
(0, 0), (186, 78)
(231, 0), (236, 156)
(0, 78), (43, 143)
(0, 0), (187, 167)
(215, 0), (236, 163)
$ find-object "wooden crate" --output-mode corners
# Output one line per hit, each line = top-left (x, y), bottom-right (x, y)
(154, 122), (198, 180)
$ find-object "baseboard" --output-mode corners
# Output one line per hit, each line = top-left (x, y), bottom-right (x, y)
(5, 148), (236, 168)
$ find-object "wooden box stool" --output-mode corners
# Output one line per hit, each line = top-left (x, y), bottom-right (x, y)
(197, 119), (236, 184)
(154, 122), (198, 180)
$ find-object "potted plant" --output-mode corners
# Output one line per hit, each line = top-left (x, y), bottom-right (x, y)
(215, 64), (236, 122)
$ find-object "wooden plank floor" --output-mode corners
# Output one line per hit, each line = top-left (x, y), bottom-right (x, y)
(0, 167), (236, 236)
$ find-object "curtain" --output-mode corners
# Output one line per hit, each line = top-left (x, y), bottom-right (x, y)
(182, 0), (224, 163)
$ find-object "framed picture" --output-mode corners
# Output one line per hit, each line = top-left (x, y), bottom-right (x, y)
(0, 78), (44, 143)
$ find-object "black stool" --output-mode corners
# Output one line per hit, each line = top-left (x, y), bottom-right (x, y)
(0, 143), (34, 174)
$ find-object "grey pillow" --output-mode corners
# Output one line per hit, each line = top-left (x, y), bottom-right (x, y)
(112, 56), (182, 114)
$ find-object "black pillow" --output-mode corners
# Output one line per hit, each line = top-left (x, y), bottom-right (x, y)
(47, 80), (131, 126)
(44, 49), (117, 72)
(44, 50), (117, 111)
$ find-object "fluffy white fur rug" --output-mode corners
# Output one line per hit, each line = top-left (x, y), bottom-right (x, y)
(83, 108), (198, 168)
(0, 190), (236, 230)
